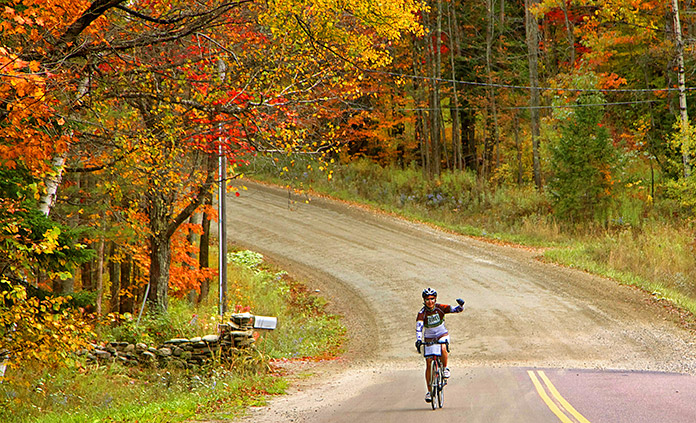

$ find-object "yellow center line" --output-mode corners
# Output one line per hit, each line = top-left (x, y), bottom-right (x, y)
(538, 370), (591, 423)
(527, 370), (575, 423)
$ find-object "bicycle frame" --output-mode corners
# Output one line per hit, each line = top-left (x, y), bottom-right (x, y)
(422, 339), (448, 409)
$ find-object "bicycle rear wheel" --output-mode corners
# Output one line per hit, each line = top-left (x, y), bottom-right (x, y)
(429, 359), (438, 410)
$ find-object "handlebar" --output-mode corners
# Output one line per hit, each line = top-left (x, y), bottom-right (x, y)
(422, 339), (449, 346)
(421, 339), (450, 354)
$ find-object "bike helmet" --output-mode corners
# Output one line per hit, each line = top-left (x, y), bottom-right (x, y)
(422, 287), (437, 298)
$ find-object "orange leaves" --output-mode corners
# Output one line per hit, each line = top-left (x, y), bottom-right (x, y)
(167, 224), (216, 298)
(599, 72), (627, 90)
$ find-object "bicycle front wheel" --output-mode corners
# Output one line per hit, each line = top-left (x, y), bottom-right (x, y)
(437, 363), (444, 408)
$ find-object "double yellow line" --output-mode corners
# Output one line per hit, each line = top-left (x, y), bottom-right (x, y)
(527, 370), (591, 423)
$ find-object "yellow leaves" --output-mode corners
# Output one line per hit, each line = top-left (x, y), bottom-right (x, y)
(37, 227), (61, 255)
(0, 286), (94, 368)
(260, 0), (422, 66)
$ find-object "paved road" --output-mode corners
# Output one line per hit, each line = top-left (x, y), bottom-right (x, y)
(226, 181), (696, 422)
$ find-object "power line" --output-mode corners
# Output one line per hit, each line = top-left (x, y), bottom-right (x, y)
(397, 99), (662, 112)
(364, 68), (696, 95)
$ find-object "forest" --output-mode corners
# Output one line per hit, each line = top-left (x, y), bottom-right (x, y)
(1, 0), (696, 386)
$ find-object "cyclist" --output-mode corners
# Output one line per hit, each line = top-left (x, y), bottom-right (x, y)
(415, 287), (465, 403)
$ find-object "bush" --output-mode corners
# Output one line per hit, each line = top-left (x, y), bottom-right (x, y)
(0, 285), (94, 368)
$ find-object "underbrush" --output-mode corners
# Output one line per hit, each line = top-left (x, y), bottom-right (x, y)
(225, 250), (346, 359)
(243, 155), (696, 318)
(248, 155), (562, 246)
(0, 251), (344, 423)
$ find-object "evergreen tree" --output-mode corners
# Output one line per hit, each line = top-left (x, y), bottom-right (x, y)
(549, 90), (617, 223)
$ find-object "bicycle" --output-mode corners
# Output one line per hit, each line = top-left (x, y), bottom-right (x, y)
(421, 338), (449, 410)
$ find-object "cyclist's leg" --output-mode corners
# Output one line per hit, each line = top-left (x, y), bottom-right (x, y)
(424, 357), (434, 402)
(441, 344), (448, 368)
(439, 335), (451, 368)
(425, 357), (432, 388)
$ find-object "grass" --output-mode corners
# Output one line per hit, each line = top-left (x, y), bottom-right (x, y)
(242, 154), (696, 320)
(3, 363), (285, 423)
(0, 251), (344, 423)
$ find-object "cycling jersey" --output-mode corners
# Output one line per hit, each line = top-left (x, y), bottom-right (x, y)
(416, 303), (463, 341)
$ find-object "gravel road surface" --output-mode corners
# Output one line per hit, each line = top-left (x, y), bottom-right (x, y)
(224, 181), (696, 423)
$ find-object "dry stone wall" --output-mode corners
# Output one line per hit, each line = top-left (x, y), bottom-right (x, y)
(81, 313), (258, 368)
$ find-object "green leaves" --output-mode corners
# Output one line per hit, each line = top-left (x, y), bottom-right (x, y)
(548, 75), (618, 223)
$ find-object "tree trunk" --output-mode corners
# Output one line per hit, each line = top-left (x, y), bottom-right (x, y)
(198, 189), (213, 304)
(96, 237), (104, 314)
(461, 102), (478, 171)
(120, 254), (133, 314)
(38, 152), (67, 216)
(81, 258), (93, 292)
(148, 233), (171, 312)
(515, 113), (523, 185)
(108, 242), (121, 313)
(561, 0), (575, 66)
(525, 0), (543, 190)
(448, 1), (463, 170)
(429, 0), (443, 177)
(486, 0), (501, 176)
(672, 0), (692, 177)
(421, 7), (435, 178)
(186, 212), (203, 303)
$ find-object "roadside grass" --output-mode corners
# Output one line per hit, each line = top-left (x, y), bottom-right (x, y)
(226, 249), (346, 359)
(3, 362), (285, 423)
(242, 154), (696, 321)
(0, 250), (344, 423)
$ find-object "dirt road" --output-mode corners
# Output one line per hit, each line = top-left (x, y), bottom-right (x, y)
(226, 181), (696, 422)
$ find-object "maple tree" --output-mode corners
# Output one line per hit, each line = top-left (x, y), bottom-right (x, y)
(1, 0), (424, 315)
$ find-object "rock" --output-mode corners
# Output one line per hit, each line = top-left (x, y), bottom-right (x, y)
(229, 331), (253, 337)
(95, 350), (112, 360)
(141, 351), (157, 360)
(202, 334), (219, 343)
(170, 359), (188, 369)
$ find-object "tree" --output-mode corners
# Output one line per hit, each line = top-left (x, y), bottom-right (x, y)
(526, 0), (543, 190)
(1, 0), (424, 313)
(548, 76), (618, 223)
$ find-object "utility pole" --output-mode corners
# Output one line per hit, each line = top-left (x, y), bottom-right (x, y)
(218, 59), (228, 317)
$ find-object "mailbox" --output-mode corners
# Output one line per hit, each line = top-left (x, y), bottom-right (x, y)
(253, 315), (278, 330)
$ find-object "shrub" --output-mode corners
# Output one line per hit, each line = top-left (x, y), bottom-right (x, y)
(0, 285), (94, 368)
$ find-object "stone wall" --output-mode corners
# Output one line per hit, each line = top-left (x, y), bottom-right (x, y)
(82, 313), (258, 368)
